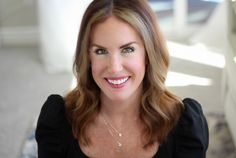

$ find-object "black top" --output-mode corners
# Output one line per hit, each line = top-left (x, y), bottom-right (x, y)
(36, 95), (209, 158)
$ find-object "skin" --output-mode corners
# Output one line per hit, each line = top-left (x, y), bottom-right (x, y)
(89, 16), (146, 118)
(80, 16), (158, 158)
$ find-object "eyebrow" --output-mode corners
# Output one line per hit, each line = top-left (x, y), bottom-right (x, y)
(90, 42), (137, 49)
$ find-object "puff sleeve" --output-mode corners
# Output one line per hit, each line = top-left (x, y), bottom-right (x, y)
(35, 95), (72, 158)
(155, 98), (209, 158)
(175, 98), (209, 158)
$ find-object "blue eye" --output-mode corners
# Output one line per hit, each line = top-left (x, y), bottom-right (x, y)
(95, 48), (108, 55)
(122, 46), (135, 54)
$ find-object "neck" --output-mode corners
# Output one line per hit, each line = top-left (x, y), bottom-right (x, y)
(101, 101), (140, 120)
(99, 93), (141, 125)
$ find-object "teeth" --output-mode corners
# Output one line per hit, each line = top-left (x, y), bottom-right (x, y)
(107, 77), (129, 85)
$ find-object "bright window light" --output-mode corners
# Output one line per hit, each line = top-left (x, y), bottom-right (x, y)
(70, 76), (76, 90)
(148, 1), (173, 12)
(166, 71), (213, 87)
(234, 56), (236, 63)
(167, 41), (225, 68)
(201, 0), (223, 3)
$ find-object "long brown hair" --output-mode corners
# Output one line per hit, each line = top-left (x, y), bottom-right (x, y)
(65, 0), (184, 148)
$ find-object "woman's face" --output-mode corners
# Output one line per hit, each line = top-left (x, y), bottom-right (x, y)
(89, 16), (146, 102)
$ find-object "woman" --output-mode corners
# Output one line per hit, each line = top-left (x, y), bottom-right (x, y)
(36, 0), (209, 157)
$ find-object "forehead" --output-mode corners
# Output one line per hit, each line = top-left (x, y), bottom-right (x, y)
(90, 16), (142, 46)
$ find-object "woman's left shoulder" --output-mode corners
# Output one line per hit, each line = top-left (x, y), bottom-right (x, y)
(180, 98), (208, 132)
(175, 98), (209, 157)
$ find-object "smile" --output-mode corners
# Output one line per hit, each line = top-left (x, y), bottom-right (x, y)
(106, 77), (129, 85)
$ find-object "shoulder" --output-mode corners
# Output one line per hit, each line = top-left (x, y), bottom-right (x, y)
(36, 94), (69, 128)
(35, 94), (73, 155)
(180, 98), (208, 134)
(175, 98), (209, 157)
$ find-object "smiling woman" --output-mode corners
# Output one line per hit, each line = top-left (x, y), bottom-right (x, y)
(35, 0), (209, 158)
(89, 16), (146, 102)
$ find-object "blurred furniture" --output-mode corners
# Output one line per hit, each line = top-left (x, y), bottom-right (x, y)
(222, 0), (236, 147)
(187, 0), (236, 147)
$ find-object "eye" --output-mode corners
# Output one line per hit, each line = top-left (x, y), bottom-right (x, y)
(122, 46), (135, 54)
(95, 48), (108, 55)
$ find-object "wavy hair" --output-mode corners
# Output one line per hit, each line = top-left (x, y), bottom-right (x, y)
(65, 0), (184, 148)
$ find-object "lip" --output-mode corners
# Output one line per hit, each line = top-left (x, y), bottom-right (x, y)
(105, 76), (130, 89)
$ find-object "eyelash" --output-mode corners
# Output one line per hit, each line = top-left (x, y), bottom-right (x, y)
(94, 46), (135, 55)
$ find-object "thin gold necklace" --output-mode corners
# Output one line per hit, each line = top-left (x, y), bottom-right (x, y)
(101, 114), (123, 149)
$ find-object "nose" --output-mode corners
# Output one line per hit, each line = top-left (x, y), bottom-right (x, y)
(107, 54), (123, 73)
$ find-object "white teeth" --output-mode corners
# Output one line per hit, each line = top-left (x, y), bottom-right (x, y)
(107, 77), (129, 85)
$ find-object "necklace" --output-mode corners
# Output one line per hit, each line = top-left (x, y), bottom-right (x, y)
(101, 114), (123, 149)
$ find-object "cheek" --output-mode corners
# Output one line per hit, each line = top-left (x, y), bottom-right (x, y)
(128, 56), (146, 74)
(90, 59), (105, 78)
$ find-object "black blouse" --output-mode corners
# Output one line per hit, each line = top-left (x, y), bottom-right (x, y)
(36, 95), (209, 158)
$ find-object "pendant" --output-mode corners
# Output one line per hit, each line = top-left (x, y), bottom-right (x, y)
(118, 142), (122, 147)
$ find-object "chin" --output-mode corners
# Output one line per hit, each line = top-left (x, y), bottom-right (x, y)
(108, 92), (137, 102)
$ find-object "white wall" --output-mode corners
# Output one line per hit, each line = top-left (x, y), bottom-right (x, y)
(37, 0), (92, 73)
(0, 0), (38, 47)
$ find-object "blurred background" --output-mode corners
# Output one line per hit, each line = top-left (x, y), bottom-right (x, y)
(0, 0), (236, 157)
